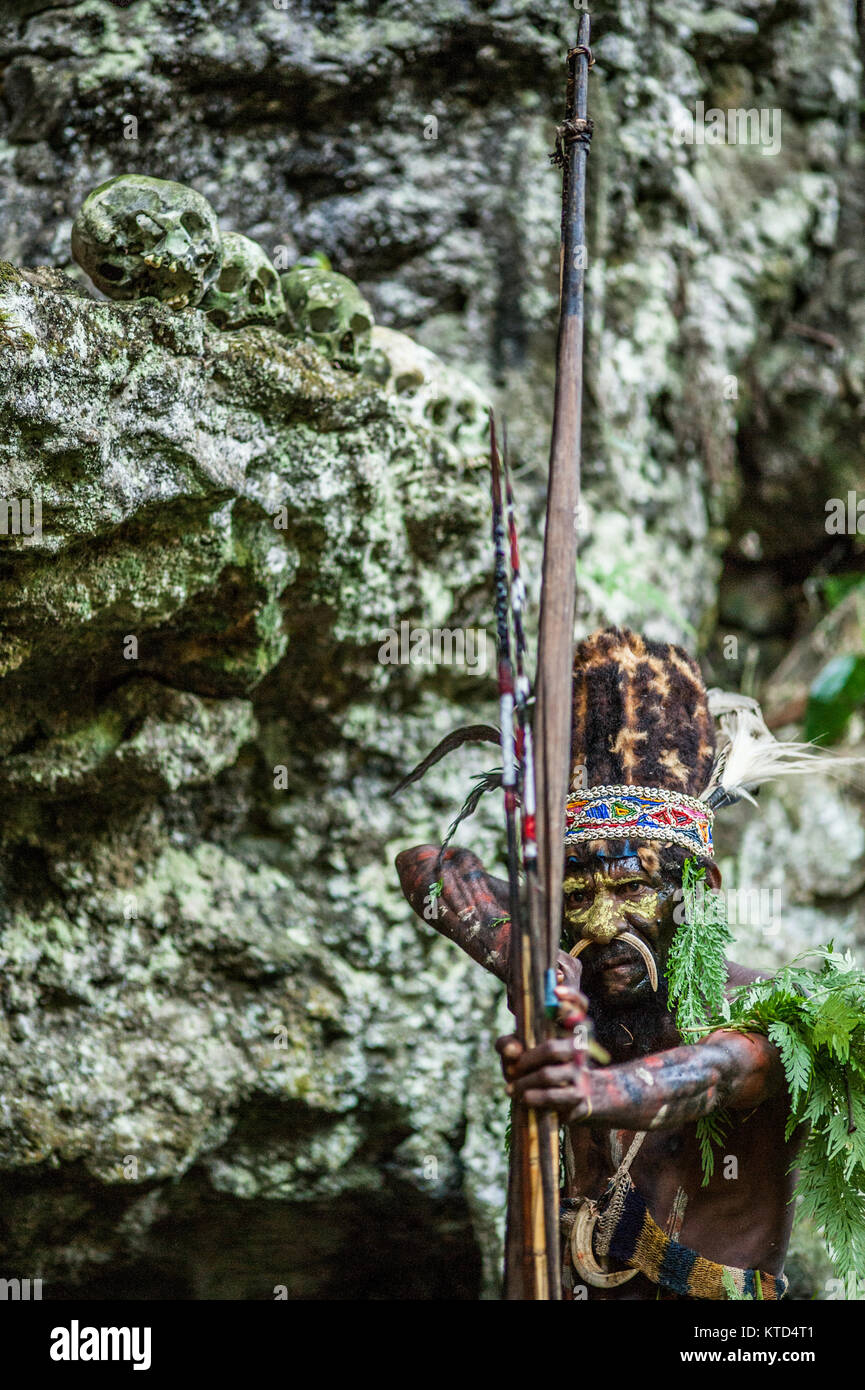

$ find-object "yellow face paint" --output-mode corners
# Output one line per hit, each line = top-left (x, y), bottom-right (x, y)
(583, 893), (619, 944)
(624, 888), (660, 921)
(562, 873), (663, 944)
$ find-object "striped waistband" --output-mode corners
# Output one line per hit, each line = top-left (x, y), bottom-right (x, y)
(571, 1177), (787, 1301)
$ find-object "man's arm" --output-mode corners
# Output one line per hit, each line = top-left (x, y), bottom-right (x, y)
(502, 1027), (786, 1130)
(395, 844), (512, 981)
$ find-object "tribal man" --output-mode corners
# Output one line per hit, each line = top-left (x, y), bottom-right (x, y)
(396, 627), (800, 1300)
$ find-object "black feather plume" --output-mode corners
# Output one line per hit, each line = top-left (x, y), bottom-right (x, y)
(391, 724), (501, 797)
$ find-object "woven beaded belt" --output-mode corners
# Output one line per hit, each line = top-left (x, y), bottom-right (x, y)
(561, 1176), (787, 1301)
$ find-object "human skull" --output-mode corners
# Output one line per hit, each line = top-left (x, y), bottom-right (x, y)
(280, 266), (374, 369)
(200, 233), (285, 329)
(363, 326), (489, 453)
(71, 175), (222, 308)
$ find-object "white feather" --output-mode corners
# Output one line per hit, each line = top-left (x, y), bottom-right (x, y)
(701, 688), (863, 806)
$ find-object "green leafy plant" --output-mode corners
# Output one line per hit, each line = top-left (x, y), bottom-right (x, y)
(819, 572), (865, 611)
(668, 863), (865, 1276)
(803, 653), (865, 745)
(721, 1268), (763, 1300)
(699, 948), (865, 1282)
(666, 858), (733, 1035)
(666, 859), (734, 1184)
(695, 1109), (729, 1185)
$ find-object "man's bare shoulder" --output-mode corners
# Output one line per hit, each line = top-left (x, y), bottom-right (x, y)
(725, 958), (773, 990)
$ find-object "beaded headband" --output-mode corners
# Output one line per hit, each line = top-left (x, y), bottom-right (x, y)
(564, 785), (714, 859)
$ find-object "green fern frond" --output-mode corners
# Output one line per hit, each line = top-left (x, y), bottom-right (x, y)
(696, 1110), (729, 1187)
(698, 946), (865, 1282)
(666, 858), (733, 1038)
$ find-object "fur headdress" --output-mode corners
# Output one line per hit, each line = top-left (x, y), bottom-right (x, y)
(570, 628), (715, 789)
(395, 624), (858, 866)
(565, 628), (717, 860)
(564, 626), (860, 864)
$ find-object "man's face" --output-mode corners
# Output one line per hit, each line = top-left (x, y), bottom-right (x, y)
(562, 849), (680, 1007)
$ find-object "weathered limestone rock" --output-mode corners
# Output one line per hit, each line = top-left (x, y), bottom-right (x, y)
(1, 0), (864, 1298)
(0, 265), (508, 1296)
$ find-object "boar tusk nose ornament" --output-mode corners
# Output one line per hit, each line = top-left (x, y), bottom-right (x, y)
(567, 1198), (639, 1288)
(569, 932), (658, 992)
